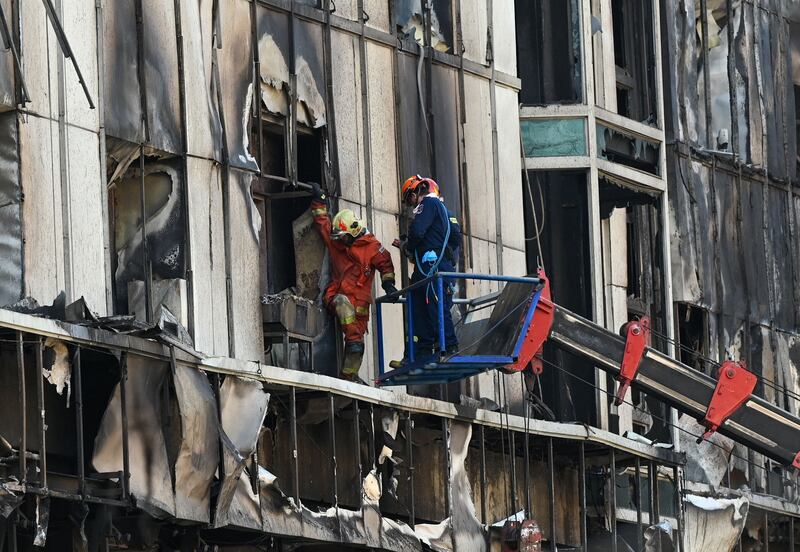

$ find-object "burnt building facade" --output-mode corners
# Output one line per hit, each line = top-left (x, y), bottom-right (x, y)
(0, 0), (796, 550)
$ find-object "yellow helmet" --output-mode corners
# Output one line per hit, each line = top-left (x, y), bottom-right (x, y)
(331, 209), (366, 240)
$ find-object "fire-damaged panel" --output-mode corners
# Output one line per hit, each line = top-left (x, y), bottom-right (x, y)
(293, 18), (327, 129)
(102, 0), (144, 144)
(172, 364), (219, 522)
(214, 375), (269, 529)
(0, 111), (21, 308)
(218, 0), (257, 171)
(92, 355), (175, 517)
(431, 65), (461, 216)
(141, 0), (183, 154)
(257, 8), (291, 121)
(0, 0), (15, 110)
(111, 156), (187, 315)
(397, 53), (432, 182)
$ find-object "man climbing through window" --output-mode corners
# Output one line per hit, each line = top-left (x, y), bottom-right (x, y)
(391, 175), (462, 366)
(310, 183), (397, 382)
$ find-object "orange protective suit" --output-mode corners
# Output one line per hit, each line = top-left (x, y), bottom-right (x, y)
(311, 200), (395, 344)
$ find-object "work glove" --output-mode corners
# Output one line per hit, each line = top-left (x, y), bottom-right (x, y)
(382, 281), (399, 302)
(309, 181), (327, 203)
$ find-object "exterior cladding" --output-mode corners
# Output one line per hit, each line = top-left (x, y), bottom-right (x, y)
(664, 0), (800, 492)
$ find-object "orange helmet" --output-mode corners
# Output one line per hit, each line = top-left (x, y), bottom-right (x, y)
(401, 175), (439, 201)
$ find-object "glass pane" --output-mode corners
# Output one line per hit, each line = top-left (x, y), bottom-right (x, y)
(521, 118), (587, 157)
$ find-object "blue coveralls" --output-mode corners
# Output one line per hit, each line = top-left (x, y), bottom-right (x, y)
(406, 195), (462, 354)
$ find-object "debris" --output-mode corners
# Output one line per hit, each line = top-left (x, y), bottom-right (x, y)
(43, 338), (71, 405)
(33, 496), (50, 547)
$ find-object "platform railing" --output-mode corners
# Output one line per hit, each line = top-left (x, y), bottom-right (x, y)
(375, 272), (541, 379)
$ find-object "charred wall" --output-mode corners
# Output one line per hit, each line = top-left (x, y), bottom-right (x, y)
(662, 0), (800, 494)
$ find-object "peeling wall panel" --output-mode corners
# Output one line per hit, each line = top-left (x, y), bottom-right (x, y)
(714, 171), (746, 319)
(767, 186), (794, 329)
(92, 355), (176, 518)
(173, 365), (219, 522)
(741, 178), (770, 322)
(0, 111), (21, 307)
(102, 0), (144, 143)
(181, 0), (223, 160)
(215, 376), (269, 529)
(294, 19), (327, 129)
(228, 168), (264, 361)
(187, 158), (229, 356)
(142, 0), (183, 154)
(20, 115), (63, 302)
(218, 0), (257, 170)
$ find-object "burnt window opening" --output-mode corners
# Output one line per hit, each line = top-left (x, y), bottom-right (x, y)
(250, 120), (324, 296)
(107, 144), (187, 322)
(395, 0), (453, 53)
(610, 0), (657, 124)
(596, 123), (660, 176)
(523, 170), (596, 425)
(675, 303), (709, 375)
(515, 0), (583, 105)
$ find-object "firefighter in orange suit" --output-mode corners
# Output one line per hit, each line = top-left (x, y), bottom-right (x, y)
(309, 183), (397, 381)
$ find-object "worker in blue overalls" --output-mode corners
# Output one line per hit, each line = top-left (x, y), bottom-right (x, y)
(391, 175), (462, 366)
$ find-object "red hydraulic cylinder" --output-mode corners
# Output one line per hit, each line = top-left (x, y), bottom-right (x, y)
(507, 269), (553, 375)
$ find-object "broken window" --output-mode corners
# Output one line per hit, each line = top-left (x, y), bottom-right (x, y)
(395, 0), (453, 53)
(515, 0), (583, 104)
(106, 140), (187, 323)
(521, 118), (587, 157)
(675, 303), (709, 374)
(610, 0), (657, 123)
(596, 124), (660, 175)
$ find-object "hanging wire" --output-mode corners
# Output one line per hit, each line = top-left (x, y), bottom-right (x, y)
(641, 318), (800, 404)
(536, 355), (800, 494)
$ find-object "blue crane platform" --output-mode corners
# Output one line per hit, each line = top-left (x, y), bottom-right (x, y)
(374, 272), (549, 386)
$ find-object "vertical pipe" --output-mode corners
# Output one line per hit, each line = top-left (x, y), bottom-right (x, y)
(789, 516), (794, 551)
(328, 394), (338, 507)
(407, 289), (415, 362)
(139, 146), (151, 322)
(510, 429), (518, 518)
(120, 353), (131, 500)
(610, 449), (617, 552)
(523, 401), (531, 518)
(635, 457), (643, 551)
(648, 461), (656, 525)
(547, 438), (557, 552)
(406, 414), (415, 528)
(290, 387), (300, 504)
(376, 302), (384, 376)
(368, 404), (376, 469)
(353, 400), (362, 483)
(764, 512), (769, 552)
(674, 466), (683, 552)
(436, 276), (446, 352)
(35, 338), (47, 489)
(579, 442), (587, 551)
(479, 424), (487, 527)
(16, 333), (26, 485)
(652, 462), (660, 526)
(74, 347), (85, 497)
(442, 419), (452, 525)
